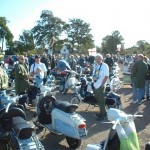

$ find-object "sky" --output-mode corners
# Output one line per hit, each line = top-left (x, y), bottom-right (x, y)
(1, 0), (150, 48)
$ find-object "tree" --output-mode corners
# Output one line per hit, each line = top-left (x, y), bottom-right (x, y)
(19, 30), (35, 52)
(31, 10), (65, 51)
(63, 18), (94, 53)
(0, 17), (13, 51)
(101, 30), (124, 54)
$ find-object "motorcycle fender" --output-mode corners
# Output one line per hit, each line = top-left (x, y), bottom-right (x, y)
(51, 108), (86, 139)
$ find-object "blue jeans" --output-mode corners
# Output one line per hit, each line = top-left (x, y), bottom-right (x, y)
(145, 80), (150, 98)
(132, 80), (145, 102)
(137, 88), (145, 102)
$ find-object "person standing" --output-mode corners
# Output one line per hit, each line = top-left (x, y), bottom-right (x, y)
(92, 53), (109, 121)
(131, 54), (148, 104)
(30, 55), (47, 85)
(41, 52), (50, 70)
(69, 55), (77, 71)
(15, 55), (30, 110)
(41, 52), (50, 76)
(143, 56), (150, 100)
(29, 55), (47, 105)
(104, 54), (114, 72)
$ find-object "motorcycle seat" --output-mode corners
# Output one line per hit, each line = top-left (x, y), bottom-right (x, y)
(53, 100), (78, 113)
(12, 116), (34, 139)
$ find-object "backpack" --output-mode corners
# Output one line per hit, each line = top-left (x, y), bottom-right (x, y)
(0, 66), (9, 90)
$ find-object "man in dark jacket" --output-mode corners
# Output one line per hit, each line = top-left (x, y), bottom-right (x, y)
(104, 54), (114, 72)
(41, 53), (50, 69)
(131, 54), (148, 104)
(15, 55), (30, 110)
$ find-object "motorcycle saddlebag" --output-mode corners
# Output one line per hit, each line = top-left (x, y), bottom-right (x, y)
(12, 116), (34, 139)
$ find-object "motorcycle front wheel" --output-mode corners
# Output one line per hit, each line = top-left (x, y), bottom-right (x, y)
(66, 136), (81, 149)
(70, 96), (81, 105)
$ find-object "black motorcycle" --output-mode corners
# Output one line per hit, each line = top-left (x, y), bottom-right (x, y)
(70, 76), (122, 111)
(0, 94), (44, 150)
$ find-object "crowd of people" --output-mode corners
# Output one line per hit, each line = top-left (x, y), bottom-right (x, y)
(0, 52), (150, 121)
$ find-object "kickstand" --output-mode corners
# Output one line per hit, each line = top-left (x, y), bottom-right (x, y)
(85, 103), (98, 111)
(85, 103), (91, 111)
(40, 128), (47, 140)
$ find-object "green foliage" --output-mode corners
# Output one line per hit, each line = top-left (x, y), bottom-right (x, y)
(31, 10), (65, 50)
(63, 18), (94, 53)
(0, 17), (13, 50)
(101, 30), (124, 54)
(19, 30), (35, 51)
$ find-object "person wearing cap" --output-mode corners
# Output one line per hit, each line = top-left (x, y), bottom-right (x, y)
(29, 55), (47, 104)
(30, 55), (47, 79)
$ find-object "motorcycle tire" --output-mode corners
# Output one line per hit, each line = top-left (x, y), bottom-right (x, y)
(70, 96), (81, 105)
(39, 95), (56, 113)
(66, 136), (81, 149)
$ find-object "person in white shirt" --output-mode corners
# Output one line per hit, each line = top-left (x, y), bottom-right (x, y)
(30, 55), (47, 85)
(92, 53), (109, 121)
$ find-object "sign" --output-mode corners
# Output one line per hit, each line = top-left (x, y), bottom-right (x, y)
(88, 48), (96, 56)
(117, 44), (121, 52)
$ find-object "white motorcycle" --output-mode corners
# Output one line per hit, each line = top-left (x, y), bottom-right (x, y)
(86, 108), (143, 150)
(60, 69), (80, 94)
(33, 94), (87, 149)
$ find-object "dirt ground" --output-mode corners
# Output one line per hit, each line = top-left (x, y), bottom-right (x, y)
(26, 68), (150, 150)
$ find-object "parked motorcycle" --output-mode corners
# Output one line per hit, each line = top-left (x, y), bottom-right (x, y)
(86, 108), (143, 150)
(107, 63), (122, 92)
(0, 92), (45, 150)
(51, 69), (67, 92)
(33, 95), (87, 149)
(70, 76), (122, 111)
(53, 69), (80, 94)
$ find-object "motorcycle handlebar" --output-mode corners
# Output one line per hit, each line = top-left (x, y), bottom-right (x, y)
(133, 115), (143, 118)
(5, 94), (28, 113)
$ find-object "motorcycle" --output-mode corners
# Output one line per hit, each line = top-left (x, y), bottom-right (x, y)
(0, 91), (45, 150)
(86, 108), (143, 150)
(53, 69), (80, 94)
(70, 76), (122, 111)
(33, 94), (87, 149)
(107, 63), (122, 92)
(51, 69), (67, 92)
